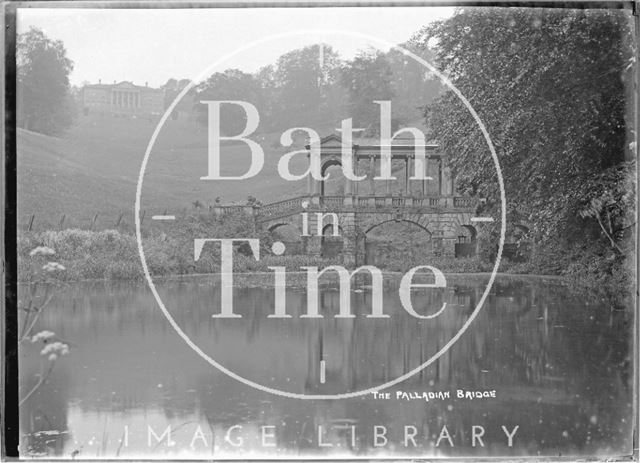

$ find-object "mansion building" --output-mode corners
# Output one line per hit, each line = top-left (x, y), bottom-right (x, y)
(82, 81), (165, 117)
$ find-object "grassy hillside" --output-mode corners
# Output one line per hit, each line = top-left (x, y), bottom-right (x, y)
(17, 114), (314, 229)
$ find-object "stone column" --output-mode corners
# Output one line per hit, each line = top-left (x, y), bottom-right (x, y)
(422, 156), (428, 197)
(407, 157), (413, 196)
(384, 159), (392, 203)
(442, 165), (453, 196)
(344, 162), (353, 206)
(369, 156), (375, 196)
(307, 152), (313, 196)
(451, 171), (456, 196)
(353, 156), (359, 196)
(307, 152), (320, 200)
(345, 160), (353, 195)
(404, 157), (410, 195)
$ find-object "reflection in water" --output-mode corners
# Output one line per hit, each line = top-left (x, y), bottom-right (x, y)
(19, 275), (634, 458)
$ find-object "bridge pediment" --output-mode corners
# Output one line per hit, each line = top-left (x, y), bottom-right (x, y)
(319, 133), (343, 147)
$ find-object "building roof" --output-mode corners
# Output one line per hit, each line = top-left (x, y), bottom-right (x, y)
(83, 81), (162, 92)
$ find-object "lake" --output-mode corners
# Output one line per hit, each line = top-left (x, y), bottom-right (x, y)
(18, 274), (634, 458)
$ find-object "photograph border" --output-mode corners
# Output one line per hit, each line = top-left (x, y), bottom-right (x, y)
(2, 0), (638, 460)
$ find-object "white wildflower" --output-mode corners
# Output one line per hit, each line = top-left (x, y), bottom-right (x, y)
(40, 341), (70, 357)
(29, 246), (55, 257)
(42, 262), (66, 272)
(31, 330), (55, 343)
(48, 353), (58, 362)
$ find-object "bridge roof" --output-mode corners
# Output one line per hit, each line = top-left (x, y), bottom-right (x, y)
(306, 133), (442, 158)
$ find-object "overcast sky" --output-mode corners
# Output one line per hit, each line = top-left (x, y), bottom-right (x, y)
(17, 7), (453, 88)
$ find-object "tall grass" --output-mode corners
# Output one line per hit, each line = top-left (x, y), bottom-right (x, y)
(17, 228), (342, 281)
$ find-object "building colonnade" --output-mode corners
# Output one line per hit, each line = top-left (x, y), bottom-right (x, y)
(111, 90), (141, 109)
(307, 154), (455, 197)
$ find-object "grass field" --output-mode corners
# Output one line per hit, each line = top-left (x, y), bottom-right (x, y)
(17, 114), (317, 230)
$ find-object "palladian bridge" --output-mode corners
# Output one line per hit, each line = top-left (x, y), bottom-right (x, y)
(213, 134), (481, 266)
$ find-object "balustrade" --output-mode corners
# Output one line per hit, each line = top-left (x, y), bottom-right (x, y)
(260, 196), (308, 217)
(453, 197), (475, 208)
(320, 196), (343, 209)
(213, 195), (478, 219)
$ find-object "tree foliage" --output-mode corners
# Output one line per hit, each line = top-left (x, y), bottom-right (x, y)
(195, 69), (265, 135)
(189, 42), (442, 135)
(417, 8), (635, 280)
(340, 49), (395, 134)
(162, 78), (192, 109)
(263, 44), (345, 129)
(17, 27), (75, 134)
(385, 44), (443, 128)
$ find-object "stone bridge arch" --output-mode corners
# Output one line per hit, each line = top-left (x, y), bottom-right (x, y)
(263, 217), (304, 255)
(319, 155), (344, 197)
(362, 217), (434, 266)
(454, 223), (478, 258)
(355, 210), (477, 259)
(320, 222), (344, 258)
(258, 208), (482, 263)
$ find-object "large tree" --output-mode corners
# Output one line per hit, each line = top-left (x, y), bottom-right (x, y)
(340, 50), (395, 135)
(417, 8), (635, 281)
(195, 69), (265, 135)
(17, 27), (74, 134)
(162, 78), (192, 109)
(268, 44), (343, 129)
(385, 43), (443, 126)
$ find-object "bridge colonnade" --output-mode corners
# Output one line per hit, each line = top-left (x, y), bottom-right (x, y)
(306, 139), (455, 205)
(213, 134), (482, 266)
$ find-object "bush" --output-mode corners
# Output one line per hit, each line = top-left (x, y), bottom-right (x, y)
(17, 216), (633, 300)
(19, 229), (164, 281)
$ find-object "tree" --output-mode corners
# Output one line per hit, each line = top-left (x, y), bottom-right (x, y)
(161, 78), (192, 109)
(417, 8), (635, 281)
(195, 69), (265, 135)
(340, 50), (395, 135)
(385, 43), (443, 126)
(268, 44), (344, 129)
(162, 78), (196, 121)
(17, 27), (74, 134)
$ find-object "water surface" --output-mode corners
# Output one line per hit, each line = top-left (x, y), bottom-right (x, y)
(19, 274), (634, 458)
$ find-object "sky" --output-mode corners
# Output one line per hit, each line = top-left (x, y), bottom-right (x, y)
(17, 7), (454, 88)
